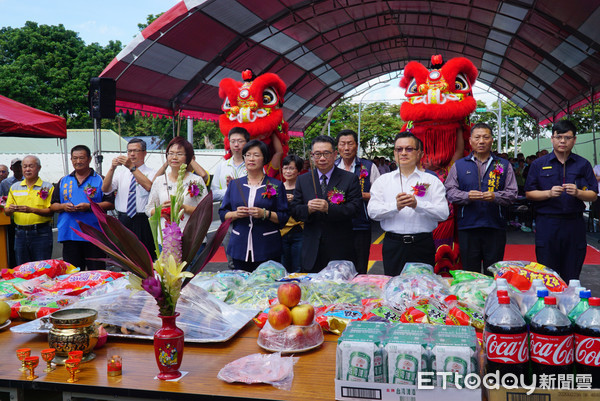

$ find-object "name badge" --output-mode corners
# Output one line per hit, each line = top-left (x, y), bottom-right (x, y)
(542, 166), (552, 170)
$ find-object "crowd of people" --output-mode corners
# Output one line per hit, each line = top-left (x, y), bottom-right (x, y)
(0, 119), (597, 282)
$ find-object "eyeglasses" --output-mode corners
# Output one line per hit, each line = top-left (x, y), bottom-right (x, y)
(394, 146), (415, 153)
(282, 166), (298, 171)
(311, 151), (334, 159)
(230, 139), (246, 144)
(127, 149), (144, 153)
(552, 135), (574, 141)
(167, 152), (185, 157)
(243, 153), (263, 159)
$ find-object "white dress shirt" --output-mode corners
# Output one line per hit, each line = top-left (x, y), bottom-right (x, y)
(106, 164), (156, 214)
(368, 168), (449, 234)
(210, 158), (247, 201)
(145, 172), (208, 232)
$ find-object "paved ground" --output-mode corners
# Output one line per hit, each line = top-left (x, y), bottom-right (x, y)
(203, 222), (600, 297)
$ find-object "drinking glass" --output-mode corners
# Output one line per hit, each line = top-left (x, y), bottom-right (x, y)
(41, 348), (56, 372)
(24, 356), (39, 380)
(65, 358), (80, 383)
(16, 348), (31, 372)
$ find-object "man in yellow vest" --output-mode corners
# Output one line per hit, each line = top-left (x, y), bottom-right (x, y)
(4, 155), (54, 265)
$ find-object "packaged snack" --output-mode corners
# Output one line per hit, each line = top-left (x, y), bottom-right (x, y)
(41, 270), (124, 296)
(1, 259), (77, 280)
(488, 261), (567, 292)
(0, 278), (26, 301)
(351, 274), (391, 289)
(401, 263), (434, 276)
(383, 274), (451, 313)
(314, 303), (365, 334)
(10, 294), (78, 320)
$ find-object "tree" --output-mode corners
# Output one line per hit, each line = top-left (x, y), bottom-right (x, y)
(289, 99), (403, 160)
(0, 22), (122, 126)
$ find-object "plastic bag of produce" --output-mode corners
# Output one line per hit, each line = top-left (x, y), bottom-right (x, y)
(312, 260), (357, 282)
(487, 261), (567, 292)
(448, 270), (495, 309)
(245, 261), (287, 285)
(383, 273), (451, 313)
(217, 352), (298, 390)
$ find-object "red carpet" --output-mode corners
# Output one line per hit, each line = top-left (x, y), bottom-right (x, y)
(210, 244), (600, 264)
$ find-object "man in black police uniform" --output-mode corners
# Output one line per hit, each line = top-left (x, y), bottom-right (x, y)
(525, 120), (598, 281)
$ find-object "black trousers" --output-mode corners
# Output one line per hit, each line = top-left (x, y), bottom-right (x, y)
(117, 212), (156, 260)
(458, 228), (506, 275)
(62, 240), (106, 271)
(353, 229), (371, 274)
(535, 215), (586, 282)
(382, 232), (435, 277)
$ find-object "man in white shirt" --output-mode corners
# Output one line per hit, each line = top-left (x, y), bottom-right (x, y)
(210, 127), (249, 201)
(102, 138), (157, 258)
(368, 132), (449, 276)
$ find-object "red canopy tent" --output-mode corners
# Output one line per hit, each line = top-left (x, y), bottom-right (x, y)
(0, 94), (66, 138)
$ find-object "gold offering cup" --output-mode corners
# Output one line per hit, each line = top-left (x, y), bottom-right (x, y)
(65, 358), (80, 383)
(41, 348), (56, 372)
(48, 308), (98, 365)
(16, 348), (31, 372)
(24, 356), (39, 380)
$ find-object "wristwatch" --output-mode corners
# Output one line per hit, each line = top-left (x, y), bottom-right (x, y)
(130, 166), (137, 173)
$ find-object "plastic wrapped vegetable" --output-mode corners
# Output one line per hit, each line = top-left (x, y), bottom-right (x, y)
(312, 260), (357, 282)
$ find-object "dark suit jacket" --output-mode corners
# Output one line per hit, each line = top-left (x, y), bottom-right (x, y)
(219, 176), (289, 262)
(290, 167), (362, 271)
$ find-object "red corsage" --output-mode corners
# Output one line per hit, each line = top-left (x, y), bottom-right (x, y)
(359, 166), (369, 179)
(491, 162), (504, 176)
(261, 183), (278, 199)
(327, 187), (345, 204)
(83, 184), (97, 198)
(411, 182), (430, 197)
(187, 181), (203, 198)
(38, 187), (51, 200)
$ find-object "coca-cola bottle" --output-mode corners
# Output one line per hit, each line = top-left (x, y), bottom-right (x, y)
(530, 296), (574, 377)
(574, 297), (600, 388)
(485, 290), (520, 322)
(484, 296), (528, 383)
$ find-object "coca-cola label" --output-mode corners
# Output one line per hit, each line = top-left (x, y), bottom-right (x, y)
(484, 331), (529, 364)
(530, 333), (574, 366)
(575, 333), (600, 367)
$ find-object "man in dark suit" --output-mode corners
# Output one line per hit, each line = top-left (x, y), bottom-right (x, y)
(290, 135), (362, 272)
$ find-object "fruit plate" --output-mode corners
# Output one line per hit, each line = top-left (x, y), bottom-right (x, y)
(257, 338), (324, 354)
(0, 320), (11, 331)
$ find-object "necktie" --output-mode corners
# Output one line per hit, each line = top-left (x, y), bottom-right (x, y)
(320, 174), (328, 198)
(126, 176), (137, 218)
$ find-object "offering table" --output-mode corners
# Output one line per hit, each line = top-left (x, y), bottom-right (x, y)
(0, 322), (337, 400)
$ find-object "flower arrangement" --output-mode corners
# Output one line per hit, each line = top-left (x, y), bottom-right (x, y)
(187, 181), (203, 198)
(411, 182), (430, 197)
(327, 187), (346, 204)
(38, 187), (51, 200)
(488, 161), (504, 192)
(0, 195), (6, 209)
(261, 182), (278, 199)
(74, 164), (231, 316)
(83, 184), (97, 198)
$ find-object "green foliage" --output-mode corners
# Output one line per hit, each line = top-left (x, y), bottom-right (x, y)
(0, 22), (122, 126)
(289, 100), (403, 160)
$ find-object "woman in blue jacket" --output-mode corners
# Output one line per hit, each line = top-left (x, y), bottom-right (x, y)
(219, 139), (289, 271)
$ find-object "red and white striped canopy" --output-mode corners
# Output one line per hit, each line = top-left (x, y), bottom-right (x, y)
(100, 0), (600, 130)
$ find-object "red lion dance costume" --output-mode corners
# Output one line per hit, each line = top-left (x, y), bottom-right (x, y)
(218, 69), (289, 178)
(399, 55), (478, 274)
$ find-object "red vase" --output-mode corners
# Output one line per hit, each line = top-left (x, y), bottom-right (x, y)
(154, 313), (184, 380)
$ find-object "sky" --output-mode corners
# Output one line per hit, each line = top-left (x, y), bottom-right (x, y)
(0, 0), (499, 106)
(0, 0), (179, 46)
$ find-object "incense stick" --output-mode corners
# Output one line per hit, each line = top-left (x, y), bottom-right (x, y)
(309, 158), (319, 199)
(563, 149), (567, 185)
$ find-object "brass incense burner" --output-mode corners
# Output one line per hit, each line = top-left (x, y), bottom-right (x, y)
(48, 308), (98, 364)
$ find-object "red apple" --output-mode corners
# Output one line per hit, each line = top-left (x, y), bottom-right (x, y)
(277, 283), (302, 308)
(267, 304), (292, 331)
(291, 304), (315, 326)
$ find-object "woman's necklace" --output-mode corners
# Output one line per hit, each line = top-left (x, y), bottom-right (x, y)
(247, 174), (265, 186)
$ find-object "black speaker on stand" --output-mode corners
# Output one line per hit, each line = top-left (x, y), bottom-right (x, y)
(88, 77), (116, 175)
(89, 77), (116, 119)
